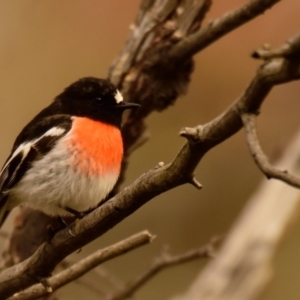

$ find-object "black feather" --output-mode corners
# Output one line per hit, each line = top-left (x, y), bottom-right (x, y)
(0, 115), (72, 213)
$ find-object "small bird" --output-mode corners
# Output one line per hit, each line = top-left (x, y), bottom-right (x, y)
(0, 77), (140, 228)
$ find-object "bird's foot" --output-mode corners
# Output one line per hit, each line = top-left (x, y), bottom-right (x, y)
(64, 206), (87, 219)
(58, 216), (76, 237)
(46, 216), (75, 242)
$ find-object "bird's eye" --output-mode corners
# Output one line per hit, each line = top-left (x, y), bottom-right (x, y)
(93, 97), (103, 106)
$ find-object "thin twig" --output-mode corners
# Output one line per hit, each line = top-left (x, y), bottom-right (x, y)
(252, 30), (300, 59)
(241, 113), (300, 188)
(62, 259), (124, 291)
(107, 237), (221, 300)
(168, 0), (281, 61)
(9, 231), (155, 300)
(59, 260), (112, 296)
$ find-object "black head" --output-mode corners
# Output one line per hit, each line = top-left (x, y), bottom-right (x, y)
(55, 77), (140, 127)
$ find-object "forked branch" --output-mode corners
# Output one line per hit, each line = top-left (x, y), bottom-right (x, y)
(1, 1), (298, 299)
(8, 231), (154, 300)
(241, 113), (300, 188)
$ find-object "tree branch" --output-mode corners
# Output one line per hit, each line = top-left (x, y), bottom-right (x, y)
(0, 29), (300, 300)
(252, 30), (300, 59)
(241, 113), (300, 188)
(107, 237), (221, 300)
(1, 2), (297, 298)
(171, 127), (300, 300)
(109, 0), (281, 160)
(8, 231), (154, 300)
(168, 0), (281, 62)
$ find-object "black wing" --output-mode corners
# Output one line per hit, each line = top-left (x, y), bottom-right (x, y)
(0, 115), (72, 217)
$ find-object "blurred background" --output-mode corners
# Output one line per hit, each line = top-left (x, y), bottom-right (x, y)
(0, 1), (300, 299)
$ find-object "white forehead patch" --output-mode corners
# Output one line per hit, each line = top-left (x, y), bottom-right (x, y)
(115, 90), (123, 103)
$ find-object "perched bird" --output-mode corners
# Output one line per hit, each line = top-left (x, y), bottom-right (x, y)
(0, 77), (140, 228)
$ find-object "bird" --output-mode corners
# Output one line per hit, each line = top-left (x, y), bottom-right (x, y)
(0, 77), (140, 229)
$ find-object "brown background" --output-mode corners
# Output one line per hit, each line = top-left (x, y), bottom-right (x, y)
(0, 1), (300, 299)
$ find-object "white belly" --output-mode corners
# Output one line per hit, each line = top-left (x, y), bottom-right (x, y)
(9, 138), (119, 217)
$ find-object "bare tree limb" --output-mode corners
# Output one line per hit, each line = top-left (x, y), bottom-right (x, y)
(0, 0), (212, 271)
(110, 0), (212, 163)
(59, 261), (123, 296)
(2, 0), (283, 279)
(2, 0), (212, 273)
(0, 29), (299, 300)
(168, 0), (281, 61)
(179, 59), (300, 151)
(252, 30), (300, 59)
(2, 2), (299, 299)
(107, 237), (221, 300)
(109, 0), (281, 161)
(168, 27), (300, 300)
(171, 127), (300, 300)
(241, 113), (300, 188)
(8, 231), (154, 300)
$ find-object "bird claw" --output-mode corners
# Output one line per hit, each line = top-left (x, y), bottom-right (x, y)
(46, 217), (75, 242)
(58, 216), (76, 237)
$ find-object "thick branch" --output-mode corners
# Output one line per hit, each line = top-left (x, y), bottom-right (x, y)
(3, 0), (283, 277)
(0, 32), (299, 299)
(9, 231), (154, 300)
(109, 0), (281, 159)
(241, 113), (300, 188)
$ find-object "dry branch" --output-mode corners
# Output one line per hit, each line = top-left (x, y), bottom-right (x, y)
(107, 237), (220, 300)
(0, 27), (299, 300)
(0, 0), (294, 298)
(0, 31), (300, 297)
(252, 30), (300, 59)
(171, 128), (300, 300)
(241, 113), (300, 188)
(8, 231), (154, 300)
(168, 0), (281, 61)
(109, 0), (282, 158)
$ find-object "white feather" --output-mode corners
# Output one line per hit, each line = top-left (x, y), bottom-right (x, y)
(114, 90), (123, 104)
(2, 126), (66, 171)
(44, 127), (66, 137)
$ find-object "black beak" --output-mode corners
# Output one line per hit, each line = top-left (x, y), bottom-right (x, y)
(116, 102), (141, 110)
